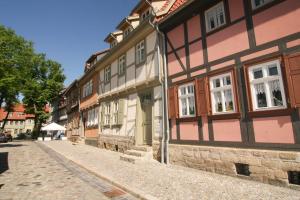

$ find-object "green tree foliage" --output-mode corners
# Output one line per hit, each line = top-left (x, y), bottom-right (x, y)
(0, 25), (34, 131)
(0, 24), (65, 137)
(22, 54), (65, 138)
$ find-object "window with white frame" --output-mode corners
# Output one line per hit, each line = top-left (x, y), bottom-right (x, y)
(141, 9), (151, 21)
(248, 60), (287, 110)
(104, 103), (111, 126)
(118, 55), (126, 75)
(205, 2), (226, 32)
(251, 0), (273, 9)
(87, 107), (98, 127)
(210, 73), (235, 114)
(178, 83), (196, 117)
(136, 40), (145, 64)
(82, 80), (93, 98)
(112, 101), (118, 125)
(104, 66), (111, 83)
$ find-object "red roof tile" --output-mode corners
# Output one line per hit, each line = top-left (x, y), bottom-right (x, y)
(0, 104), (38, 121)
(156, 0), (188, 21)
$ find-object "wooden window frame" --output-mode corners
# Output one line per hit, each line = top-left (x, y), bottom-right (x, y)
(141, 8), (151, 22)
(103, 102), (111, 126)
(118, 55), (126, 76)
(110, 40), (117, 49)
(244, 55), (293, 118)
(123, 26), (132, 38)
(82, 80), (93, 98)
(178, 82), (196, 118)
(209, 72), (236, 114)
(135, 40), (146, 66)
(248, 59), (287, 111)
(104, 66), (111, 84)
(111, 100), (119, 125)
(206, 66), (241, 120)
(251, 0), (274, 10)
(204, 1), (227, 33)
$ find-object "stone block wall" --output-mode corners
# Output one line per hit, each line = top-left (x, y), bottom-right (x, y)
(169, 144), (300, 189)
(98, 135), (134, 153)
(152, 140), (161, 161)
(85, 137), (98, 147)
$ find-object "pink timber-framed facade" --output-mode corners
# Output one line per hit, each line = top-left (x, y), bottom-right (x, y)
(159, 0), (300, 186)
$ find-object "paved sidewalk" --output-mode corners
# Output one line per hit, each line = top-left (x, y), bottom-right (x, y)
(41, 140), (300, 200)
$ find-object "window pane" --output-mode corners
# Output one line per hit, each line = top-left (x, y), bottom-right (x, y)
(253, 68), (263, 79)
(268, 65), (278, 76)
(187, 85), (194, 94)
(254, 83), (267, 108)
(180, 87), (186, 95)
(181, 98), (187, 115)
(210, 17), (215, 29)
(213, 79), (221, 88)
(188, 97), (195, 115)
(214, 91), (222, 112)
(224, 89), (234, 111)
(269, 80), (283, 106)
(223, 76), (231, 86)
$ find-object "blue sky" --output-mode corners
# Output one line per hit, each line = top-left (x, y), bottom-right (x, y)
(0, 0), (138, 86)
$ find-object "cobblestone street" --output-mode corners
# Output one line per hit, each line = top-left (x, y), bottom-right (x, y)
(0, 141), (137, 200)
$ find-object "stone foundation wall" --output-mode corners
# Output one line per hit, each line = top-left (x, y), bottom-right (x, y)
(169, 144), (300, 189)
(68, 135), (80, 143)
(98, 135), (134, 153)
(85, 137), (98, 147)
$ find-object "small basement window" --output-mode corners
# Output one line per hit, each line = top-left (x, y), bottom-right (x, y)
(235, 163), (250, 176)
(288, 171), (300, 185)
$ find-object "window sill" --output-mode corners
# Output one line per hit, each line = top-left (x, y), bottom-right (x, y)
(248, 108), (293, 118)
(208, 112), (241, 120)
(178, 116), (198, 122)
(85, 125), (98, 129)
(135, 60), (146, 68)
(118, 72), (125, 77)
(111, 124), (121, 127)
(205, 22), (227, 36)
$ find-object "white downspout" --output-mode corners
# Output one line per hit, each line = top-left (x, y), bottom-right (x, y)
(146, 0), (169, 164)
(148, 18), (165, 164)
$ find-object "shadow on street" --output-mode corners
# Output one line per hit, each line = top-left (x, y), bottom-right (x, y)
(0, 152), (9, 174)
(0, 143), (25, 148)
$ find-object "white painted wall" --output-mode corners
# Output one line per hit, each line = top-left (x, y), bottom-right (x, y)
(101, 93), (136, 137)
(99, 31), (159, 96)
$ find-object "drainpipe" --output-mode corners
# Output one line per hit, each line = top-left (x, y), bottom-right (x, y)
(145, 0), (169, 164)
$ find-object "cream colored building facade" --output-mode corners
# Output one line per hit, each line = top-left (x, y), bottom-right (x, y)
(93, 1), (171, 157)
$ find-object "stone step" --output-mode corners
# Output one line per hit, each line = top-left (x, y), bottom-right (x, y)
(124, 149), (145, 157)
(131, 145), (152, 152)
(120, 154), (139, 164)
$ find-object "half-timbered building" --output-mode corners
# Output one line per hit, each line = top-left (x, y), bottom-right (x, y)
(159, 0), (300, 186)
(79, 50), (109, 146)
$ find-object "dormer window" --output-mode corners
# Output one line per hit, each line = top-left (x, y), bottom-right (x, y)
(141, 9), (151, 21)
(110, 40), (117, 48)
(124, 27), (133, 38)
